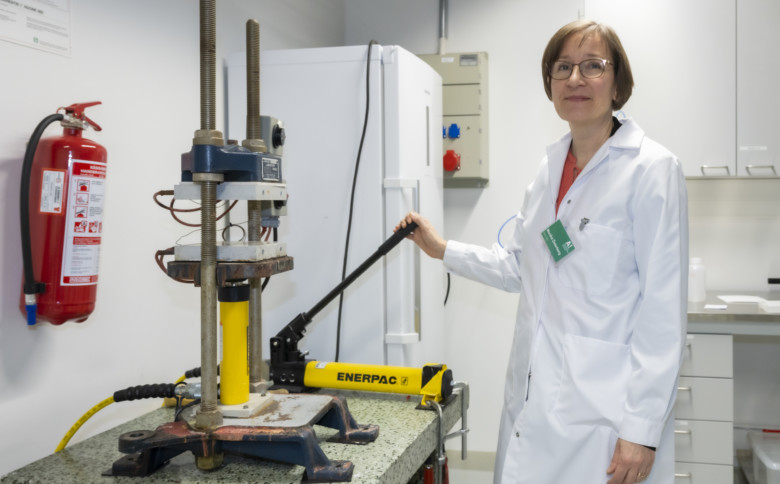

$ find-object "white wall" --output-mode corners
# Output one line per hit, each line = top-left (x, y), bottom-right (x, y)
(0, 0), (344, 475)
(688, 178), (780, 291)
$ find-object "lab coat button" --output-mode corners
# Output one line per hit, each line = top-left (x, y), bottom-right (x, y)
(515, 432), (520, 438)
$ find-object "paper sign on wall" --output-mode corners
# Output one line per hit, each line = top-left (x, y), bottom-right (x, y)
(0, 0), (71, 56)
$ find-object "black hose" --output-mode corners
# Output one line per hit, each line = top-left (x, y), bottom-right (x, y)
(184, 366), (203, 379)
(21, 113), (64, 297)
(183, 364), (220, 379)
(113, 383), (177, 402)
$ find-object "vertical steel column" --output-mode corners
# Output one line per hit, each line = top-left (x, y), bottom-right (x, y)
(244, 19), (269, 390)
(242, 19), (266, 155)
(200, 0), (217, 132)
(246, 19), (261, 140)
(247, 199), (265, 389)
(198, 177), (220, 419)
(194, 0), (223, 437)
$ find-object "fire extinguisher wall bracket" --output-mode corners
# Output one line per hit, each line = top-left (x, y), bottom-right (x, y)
(19, 103), (107, 326)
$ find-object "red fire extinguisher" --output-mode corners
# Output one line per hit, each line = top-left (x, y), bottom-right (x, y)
(20, 102), (107, 325)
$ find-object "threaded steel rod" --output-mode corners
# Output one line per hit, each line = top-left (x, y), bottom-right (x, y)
(200, 0), (217, 131)
(246, 18), (265, 386)
(246, 19), (261, 140)
(248, 277), (264, 384)
(200, 180), (219, 414)
(248, 201), (262, 241)
(247, 200), (264, 385)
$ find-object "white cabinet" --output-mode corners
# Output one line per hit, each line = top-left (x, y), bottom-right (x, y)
(676, 377), (733, 421)
(573, 0), (780, 177)
(583, 0), (736, 177)
(679, 334), (734, 378)
(737, 0), (780, 177)
(674, 420), (733, 464)
(674, 334), (734, 483)
(675, 462), (735, 484)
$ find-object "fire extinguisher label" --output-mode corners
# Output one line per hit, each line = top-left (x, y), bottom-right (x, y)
(61, 159), (108, 286)
(40, 169), (67, 214)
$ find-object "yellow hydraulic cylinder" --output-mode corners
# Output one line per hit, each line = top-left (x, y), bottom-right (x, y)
(219, 289), (249, 405)
(303, 361), (452, 405)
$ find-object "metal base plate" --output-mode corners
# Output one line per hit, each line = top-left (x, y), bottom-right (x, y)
(111, 394), (379, 482)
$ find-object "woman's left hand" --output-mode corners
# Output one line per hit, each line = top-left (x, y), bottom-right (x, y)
(606, 438), (655, 483)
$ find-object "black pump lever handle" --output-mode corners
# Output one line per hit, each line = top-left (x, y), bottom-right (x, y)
(277, 221), (419, 343)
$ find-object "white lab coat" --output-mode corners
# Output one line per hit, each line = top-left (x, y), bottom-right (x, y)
(443, 119), (688, 483)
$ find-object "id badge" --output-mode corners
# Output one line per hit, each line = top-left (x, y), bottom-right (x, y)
(541, 220), (575, 263)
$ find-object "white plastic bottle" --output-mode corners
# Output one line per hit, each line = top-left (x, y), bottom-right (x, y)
(688, 257), (706, 303)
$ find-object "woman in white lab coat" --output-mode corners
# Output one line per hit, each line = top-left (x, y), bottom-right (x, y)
(397, 20), (687, 484)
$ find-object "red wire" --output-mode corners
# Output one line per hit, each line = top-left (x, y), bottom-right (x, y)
(154, 247), (194, 284)
(162, 194), (238, 228)
(154, 191), (199, 213)
(169, 197), (200, 227)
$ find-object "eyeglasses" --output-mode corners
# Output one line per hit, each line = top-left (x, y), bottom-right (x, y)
(549, 58), (612, 80)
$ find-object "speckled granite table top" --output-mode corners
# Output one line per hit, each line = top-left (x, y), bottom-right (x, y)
(1, 390), (462, 484)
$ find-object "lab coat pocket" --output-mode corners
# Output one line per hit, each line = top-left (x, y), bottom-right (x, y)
(554, 334), (630, 430)
(556, 223), (621, 296)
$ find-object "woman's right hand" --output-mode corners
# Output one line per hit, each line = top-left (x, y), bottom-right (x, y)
(394, 212), (447, 260)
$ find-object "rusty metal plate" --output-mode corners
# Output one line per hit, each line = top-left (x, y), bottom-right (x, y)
(167, 256), (293, 286)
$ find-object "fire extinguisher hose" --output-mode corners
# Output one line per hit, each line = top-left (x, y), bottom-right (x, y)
(20, 113), (65, 325)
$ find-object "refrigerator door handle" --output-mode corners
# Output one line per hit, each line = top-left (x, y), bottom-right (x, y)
(383, 178), (420, 213)
(384, 177), (421, 346)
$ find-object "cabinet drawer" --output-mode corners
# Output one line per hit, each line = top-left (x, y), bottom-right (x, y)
(674, 462), (733, 484)
(675, 420), (733, 465)
(675, 376), (733, 421)
(680, 334), (733, 378)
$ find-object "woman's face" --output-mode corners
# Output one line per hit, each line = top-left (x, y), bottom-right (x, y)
(550, 32), (617, 129)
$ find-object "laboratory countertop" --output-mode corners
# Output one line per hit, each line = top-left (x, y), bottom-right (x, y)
(1, 390), (463, 484)
(687, 291), (780, 336)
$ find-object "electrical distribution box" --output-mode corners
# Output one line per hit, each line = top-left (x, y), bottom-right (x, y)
(419, 52), (489, 188)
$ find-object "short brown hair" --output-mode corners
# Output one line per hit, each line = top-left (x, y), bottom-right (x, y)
(541, 20), (634, 110)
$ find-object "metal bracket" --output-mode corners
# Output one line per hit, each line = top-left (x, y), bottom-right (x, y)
(423, 381), (470, 484)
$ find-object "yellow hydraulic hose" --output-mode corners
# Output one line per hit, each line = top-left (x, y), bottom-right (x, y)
(56, 383), (178, 452)
(55, 395), (115, 452)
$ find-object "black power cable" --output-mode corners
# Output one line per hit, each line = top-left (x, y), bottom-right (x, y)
(335, 40), (378, 362)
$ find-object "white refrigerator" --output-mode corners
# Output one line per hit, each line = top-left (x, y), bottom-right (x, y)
(226, 45), (445, 368)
